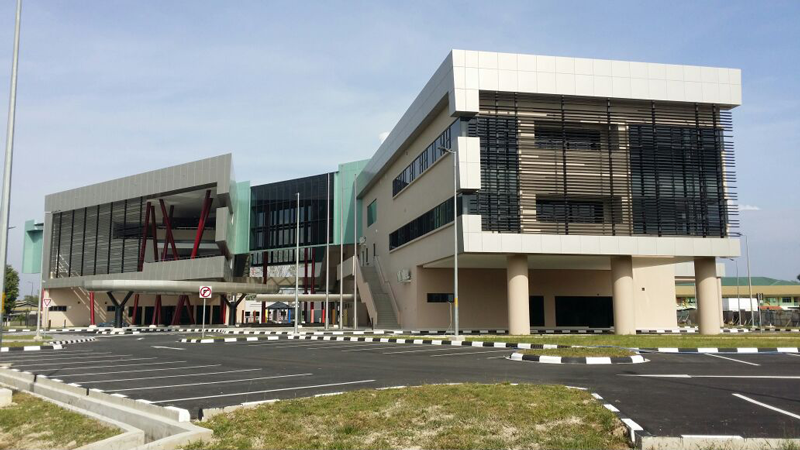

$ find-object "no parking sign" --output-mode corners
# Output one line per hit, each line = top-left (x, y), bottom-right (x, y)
(199, 286), (212, 299)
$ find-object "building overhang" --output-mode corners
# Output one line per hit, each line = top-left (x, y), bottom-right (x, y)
(357, 49), (742, 196)
(82, 279), (274, 296)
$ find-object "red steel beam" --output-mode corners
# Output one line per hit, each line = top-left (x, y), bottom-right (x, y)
(220, 295), (227, 325)
(149, 204), (159, 263)
(152, 295), (162, 326)
(159, 200), (179, 261)
(190, 190), (212, 259)
(138, 202), (151, 270)
(89, 291), (95, 326)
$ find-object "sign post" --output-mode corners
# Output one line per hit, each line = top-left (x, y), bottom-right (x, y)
(199, 286), (212, 338)
(43, 298), (51, 331)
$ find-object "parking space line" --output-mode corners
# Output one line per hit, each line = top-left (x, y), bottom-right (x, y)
(244, 341), (347, 349)
(382, 347), (475, 355)
(430, 350), (513, 357)
(341, 345), (411, 352)
(150, 379), (376, 404)
(1, 352), (114, 362)
(733, 394), (800, 420)
(705, 353), (761, 366)
(59, 364), (218, 379)
(72, 368), (259, 384)
(33, 360), (185, 372)
(106, 372), (313, 393)
(12, 357), (153, 368)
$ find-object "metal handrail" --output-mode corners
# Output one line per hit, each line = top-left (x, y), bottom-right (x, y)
(374, 254), (400, 325)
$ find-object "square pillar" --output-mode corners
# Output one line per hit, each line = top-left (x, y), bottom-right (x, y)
(695, 257), (721, 335)
(611, 256), (635, 335)
(507, 254), (530, 335)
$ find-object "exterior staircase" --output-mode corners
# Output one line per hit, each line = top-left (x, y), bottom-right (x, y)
(359, 264), (400, 329)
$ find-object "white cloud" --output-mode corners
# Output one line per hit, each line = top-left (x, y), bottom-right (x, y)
(378, 131), (390, 143)
(738, 204), (761, 211)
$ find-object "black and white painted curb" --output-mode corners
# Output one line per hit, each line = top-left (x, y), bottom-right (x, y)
(96, 327), (228, 335)
(181, 336), (280, 344)
(509, 352), (647, 365)
(0, 344), (63, 352)
(49, 337), (96, 345)
(569, 387), (648, 445)
(638, 327), (800, 334)
(179, 333), (800, 354)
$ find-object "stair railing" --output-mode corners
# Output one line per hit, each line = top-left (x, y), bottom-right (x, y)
(374, 255), (401, 326)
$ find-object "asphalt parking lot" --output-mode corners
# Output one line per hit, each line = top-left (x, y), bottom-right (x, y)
(2, 332), (799, 439)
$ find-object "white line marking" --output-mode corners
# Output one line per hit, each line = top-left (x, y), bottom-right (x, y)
(787, 353), (800, 358)
(2, 352), (115, 363)
(382, 347), (477, 355)
(732, 394), (800, 420)
(681, 435), (743, 439)
(151, 379), (376, 404)
(12, 357), (152, 368)
(706, 353), (760, 366)
(151, 346), (185, 350)
(621, 374), (800, 379)
(58, 364), (218, 378)
(32, 360), (185, 372)
(107, 373), (313, 392)
(72, 367), (257, 384)
(340, 345), (412, 352)
(430, 350), (513, 357)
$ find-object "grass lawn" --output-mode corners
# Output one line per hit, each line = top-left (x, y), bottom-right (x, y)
(386, 333), (800, 349)
(186, 384), (630, 450)
(521, 347), (637, 358)
(0, 392), (120, 450)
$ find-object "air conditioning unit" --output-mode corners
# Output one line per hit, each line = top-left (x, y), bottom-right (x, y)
(397, 269), (411, 283)
(358, 236), (367, 245)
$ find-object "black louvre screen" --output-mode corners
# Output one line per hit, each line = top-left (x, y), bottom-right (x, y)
(467, 92), (737, 237)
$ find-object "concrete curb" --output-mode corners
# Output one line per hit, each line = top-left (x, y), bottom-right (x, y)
(180, 336), (278, 343)
(0, 344), (63, 352)
(19, 389), (146, 450)
(0, 367), (212, 449)
(509, 352), (648, 365)
(639, 436), (800, 450)
(177, 333), (800, 354)
(51, 337), (97, 345)
(638, 327), (800, 334)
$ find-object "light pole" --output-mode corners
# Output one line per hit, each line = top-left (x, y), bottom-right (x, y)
(728, 258), (740, 326)
(352, 175), (357, 331)
(338, 174), (343, 330)
(0, 0), (23, 347)
(438, 145), (459, 338)
(325, 173), (330, 329)
(294, 192), (300, 335)
(743, 234), (758, 329)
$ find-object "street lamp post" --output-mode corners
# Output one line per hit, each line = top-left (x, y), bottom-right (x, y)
(438, 145), (459, 338)
(728, 258), (740, 326)
(0, 0), (23, 347)
(743, 234), (758, 329)
(294, 193), (300, 335)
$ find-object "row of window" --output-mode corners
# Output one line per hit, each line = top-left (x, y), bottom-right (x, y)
(392, 120), (459, 196)
(389, 197), (462, 250)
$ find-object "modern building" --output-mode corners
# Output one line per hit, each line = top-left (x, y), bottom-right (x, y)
(24, 50), (743, 335)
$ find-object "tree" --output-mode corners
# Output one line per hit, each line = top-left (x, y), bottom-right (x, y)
(3, 265), (19, 316)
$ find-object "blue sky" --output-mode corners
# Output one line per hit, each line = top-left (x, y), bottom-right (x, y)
(1, 0), (798, 292)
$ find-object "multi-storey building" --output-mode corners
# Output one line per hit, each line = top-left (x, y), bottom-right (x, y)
(23, 50), (742, 335)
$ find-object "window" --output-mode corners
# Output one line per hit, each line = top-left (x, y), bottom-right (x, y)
(106, 306), (116, 312)
(48, 305), (67, 312)
(392, 120), (462, 196)
(367, 200), (377, 227)
(536, 199), (605, 224)
(390, 197), (462, 250)
(427, 293), (453, 303)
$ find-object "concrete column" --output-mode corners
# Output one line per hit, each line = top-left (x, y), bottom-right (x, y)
(695, 257), (721, 335)
(611, 256), (636, 335)
(506, 254), (530, 335)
